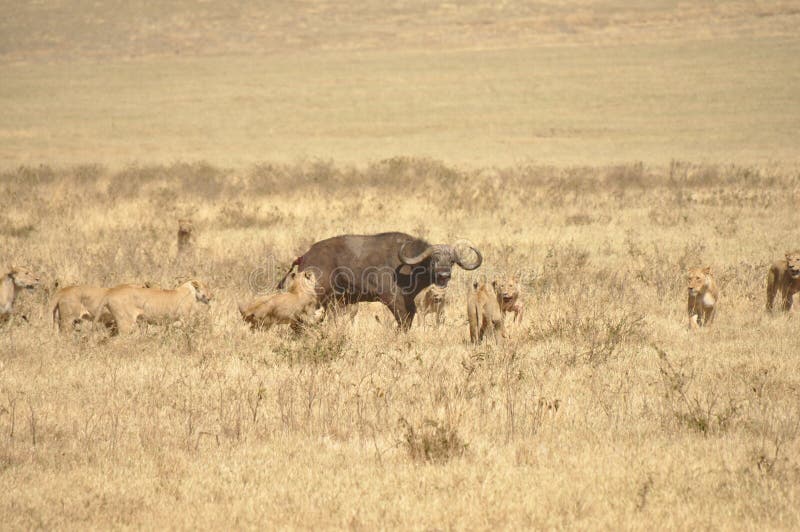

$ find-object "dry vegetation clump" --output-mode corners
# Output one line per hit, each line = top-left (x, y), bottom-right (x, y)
(1, 160), (800, 529)
(400, 416), (467, 464)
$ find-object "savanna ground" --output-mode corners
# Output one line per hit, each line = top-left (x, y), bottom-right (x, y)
(2, 1), (800, 529)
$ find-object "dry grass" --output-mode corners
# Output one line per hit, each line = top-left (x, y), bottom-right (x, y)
(2, 0), (799, 528)
(2, 160), (800, 529)
(2, 20), (799, 168)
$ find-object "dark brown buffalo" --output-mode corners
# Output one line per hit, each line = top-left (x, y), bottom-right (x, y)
(277, 232), (482, 328)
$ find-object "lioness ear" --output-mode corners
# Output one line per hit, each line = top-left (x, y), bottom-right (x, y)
(304, 271), (314, 281)
(702, 266), (712, 275)
(191, 280), (200, 290)
(492, 279), (498, 289)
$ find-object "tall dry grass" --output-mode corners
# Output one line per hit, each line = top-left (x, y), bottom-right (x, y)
(1, 159), (799, 528)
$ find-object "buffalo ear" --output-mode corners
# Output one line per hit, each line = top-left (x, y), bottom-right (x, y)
(398, 265), (413, 276)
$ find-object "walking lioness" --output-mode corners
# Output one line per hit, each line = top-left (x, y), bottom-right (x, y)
(766, 250), (800, 313)
(467, 279), (505, 343)
(414, 284), (447, 328)
(493, 276), (524, 324)
(94, 280), (212, 334)
(687, 267), (718, 329)
(50, 283), (149, 332)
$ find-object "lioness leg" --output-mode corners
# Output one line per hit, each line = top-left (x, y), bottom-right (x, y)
(784, 288), (796, 313)
(467, 300), (479, 343)
(704, 305), (716, 326)
(766, 266), (779, 311)
(491, 318), (505, 342)
(687, 295), (700, 329)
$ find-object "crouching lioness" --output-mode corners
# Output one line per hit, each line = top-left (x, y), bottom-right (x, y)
(687, 267), (718, 329)
(94, 280), (212, 334)
(239, 271), (320, 331)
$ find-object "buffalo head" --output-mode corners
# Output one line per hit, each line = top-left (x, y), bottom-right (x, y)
(398, 241), (482, 287)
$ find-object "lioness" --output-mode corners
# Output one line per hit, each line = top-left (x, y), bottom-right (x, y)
(1, 266), (40, 323)
(493, 276), (524, 324)
(467, 279), (505, 343)
(50, 283), (147, 332)
(94, 280), (212, 334)
(766, 250), (800, 313)
(687, 267), (719, 329)
(239, 270), (320, 331)
(414, 284), (447, 328)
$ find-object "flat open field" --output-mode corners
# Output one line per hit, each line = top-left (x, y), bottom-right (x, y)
(2, 1), (800, 168)
(2, 1), (800, 530)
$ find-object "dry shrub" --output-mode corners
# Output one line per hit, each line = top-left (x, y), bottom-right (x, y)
(537, 242), (590, 294)
(247, 163), (293, 195)
(0, 164), (57, 185)
(655, 346), (740, 435)
(399, 417), (467, 464)
(109, 162), (227, 199)
(70, 163), (105, 184)
(564, 213), (595, 226)
(273, 321), (349, 364)
(217, 201), (286, 229)
(604, 161), (649, 189)
(0, 216), (36, 238)
(532, 307), (647, 366)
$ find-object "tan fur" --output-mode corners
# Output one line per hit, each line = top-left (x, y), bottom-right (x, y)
(177, 218), (194, 254)
(239, 271), (320, 331)
(687, 266), (719, 329)
(467, 279), (505, 343)
(493, 276), (524, 324)
(94, 280), (212, 334)
(50, 284), (146, 332)
(414, 284), (447, 328)
(766, 250), (800, 313)
(1, 266), (41, 323)
(346, 302), (392, 324)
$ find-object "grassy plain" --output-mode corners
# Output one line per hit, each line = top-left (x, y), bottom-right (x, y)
(2, 0), (800, 530)
(1, 3), (800, 168)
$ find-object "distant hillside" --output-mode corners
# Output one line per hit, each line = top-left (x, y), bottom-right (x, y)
(2, 0), (799, 62)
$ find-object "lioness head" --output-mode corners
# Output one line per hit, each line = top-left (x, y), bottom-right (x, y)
(493, 277), (520, 309)
(687, 267), (712, 296)
(786, 250), (800, 279)
(186, 279), (212, 304)
(8, 266), (40, 290)
(427, 284), (446, 303)
(294, 270), (318, 296)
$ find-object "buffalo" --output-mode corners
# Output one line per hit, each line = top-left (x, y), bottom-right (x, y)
(277, 232), (482, 328)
